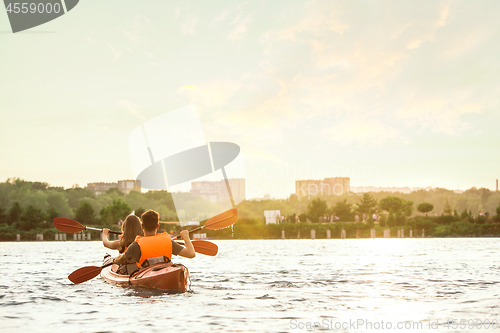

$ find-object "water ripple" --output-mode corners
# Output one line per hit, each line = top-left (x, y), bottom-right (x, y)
(0, 239), (499, 332)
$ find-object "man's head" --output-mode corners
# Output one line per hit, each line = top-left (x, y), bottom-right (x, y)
(141, 209), (160, 232)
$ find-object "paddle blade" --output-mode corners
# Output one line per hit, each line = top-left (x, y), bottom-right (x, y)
(192, 240), (218, 256)
(203, 208), (238, 230)
(53, 217), (85, 233)
(68, 265), (104, 284)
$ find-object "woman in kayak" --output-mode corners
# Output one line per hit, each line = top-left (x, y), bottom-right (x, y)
(102, 214), (143, 254)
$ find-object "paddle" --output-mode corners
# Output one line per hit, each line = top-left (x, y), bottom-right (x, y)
(56, 207), (237, 239)
(68, 262), (113, 284)
(54, 217), (219, 256)
(177, 240), (218, 256)
(53, 217), (121, 234)
(172, 208), (238, 240)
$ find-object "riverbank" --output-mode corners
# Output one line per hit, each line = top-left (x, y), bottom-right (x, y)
(2, 220), (500, 241)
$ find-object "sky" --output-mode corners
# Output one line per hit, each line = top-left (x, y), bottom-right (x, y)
(1, 0), (499, 199)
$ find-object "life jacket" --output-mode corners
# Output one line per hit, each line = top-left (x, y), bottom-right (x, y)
(134, 232), (172, 268)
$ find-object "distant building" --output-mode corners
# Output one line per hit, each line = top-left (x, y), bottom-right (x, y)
(117, 180), (142, 195)
(350, 186), (461, 194)
(251, 193), (273, 201)
(190, 178), (245, 203)
(351, 186), (413, 194)
(295, 177), (350, 199)
(86, 179), (141, 196)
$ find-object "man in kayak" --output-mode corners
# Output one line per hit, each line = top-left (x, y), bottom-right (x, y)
(112, 209), (195, 274)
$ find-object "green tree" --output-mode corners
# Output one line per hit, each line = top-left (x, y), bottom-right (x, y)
(475, 215), (487, 224)
(331, 199), (353, 221)
(306, 198), (328, 223)
(395, 209), (405, 226)
(0, 206), (6, 225)
(416, 202), (434, 216)
(387, 209), (396, 227)
(75, 201), (96, 225)
(380, 196), (413, 217)
(19, 205), (45, 230)
(461, 208), (469, 220)
(135, 207), (146, 219)
(401, 200), (414, 217)
(466, 187), (493, 205)
(105, 187), (124, 197)
(100, 199), (131, 226)
(496, 202), (500, 217)
(46, 206), (60, 222)
(31, 182), (49, 191)
(47, 191), (73, 217)
(379, 196), (404, 212)
(8, 202), (23, 225)
(443, 198), (452, 215)
(379, 214), (387, 227)
(356, 193), (377, 215)
(65, 187), (95, 208)
(367, 214), (374, 227)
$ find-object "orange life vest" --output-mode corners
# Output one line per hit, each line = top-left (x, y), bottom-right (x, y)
(134, 232), (172, 268)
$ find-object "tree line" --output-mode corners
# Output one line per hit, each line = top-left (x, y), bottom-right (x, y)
(0, 179), (180, 240)
(1, 178), (500, 240)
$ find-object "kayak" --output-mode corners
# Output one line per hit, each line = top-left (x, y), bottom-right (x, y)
(101, 259), (190, 292)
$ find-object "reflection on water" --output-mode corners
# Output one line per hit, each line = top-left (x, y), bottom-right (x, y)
(0, 239), (499, 332)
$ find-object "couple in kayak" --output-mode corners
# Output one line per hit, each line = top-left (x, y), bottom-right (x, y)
(102, 210), (195, 275)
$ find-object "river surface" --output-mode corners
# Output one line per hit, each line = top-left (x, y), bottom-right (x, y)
(0, 239), (499, 332)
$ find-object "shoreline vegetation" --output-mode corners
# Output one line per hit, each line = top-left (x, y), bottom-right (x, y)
(1, 178), (500, 241)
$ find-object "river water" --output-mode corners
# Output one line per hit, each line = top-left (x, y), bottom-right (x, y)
(0, 238), (499, 332)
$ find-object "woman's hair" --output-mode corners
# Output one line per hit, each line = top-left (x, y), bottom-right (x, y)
(120, 215), (143, 252)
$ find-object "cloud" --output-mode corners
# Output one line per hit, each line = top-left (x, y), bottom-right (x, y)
(119, 15), (149, 44)
(85, 36), (97, 46)
(181, 14), (198, 35)
(209, 9), (230, 28)
(175, 80), (244, 109)
(117, 100), (146, 120)
(394, 93), (486, 135)
(250, 0), (499, 143)
(227, 13), (252, 40)
(106, 43), (122, 60)
(320, 119), (409, 146)
(143, 51), (155, 59)
(265, 0), (348, 43)
(436, 1), (451, 28)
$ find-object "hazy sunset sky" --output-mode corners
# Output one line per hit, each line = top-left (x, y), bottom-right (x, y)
(1, 0), (499, 198)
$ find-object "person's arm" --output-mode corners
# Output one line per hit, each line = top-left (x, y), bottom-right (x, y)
(113, 243), (141, 265)
(112, 253), (127, 265)
(102, 229), (122, 251)
(177, 229), (195, 258)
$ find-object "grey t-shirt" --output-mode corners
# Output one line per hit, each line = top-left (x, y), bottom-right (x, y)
(124, 239), (183, 264)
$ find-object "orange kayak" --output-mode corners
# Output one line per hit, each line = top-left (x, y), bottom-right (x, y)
(101, 260), (190, 292)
